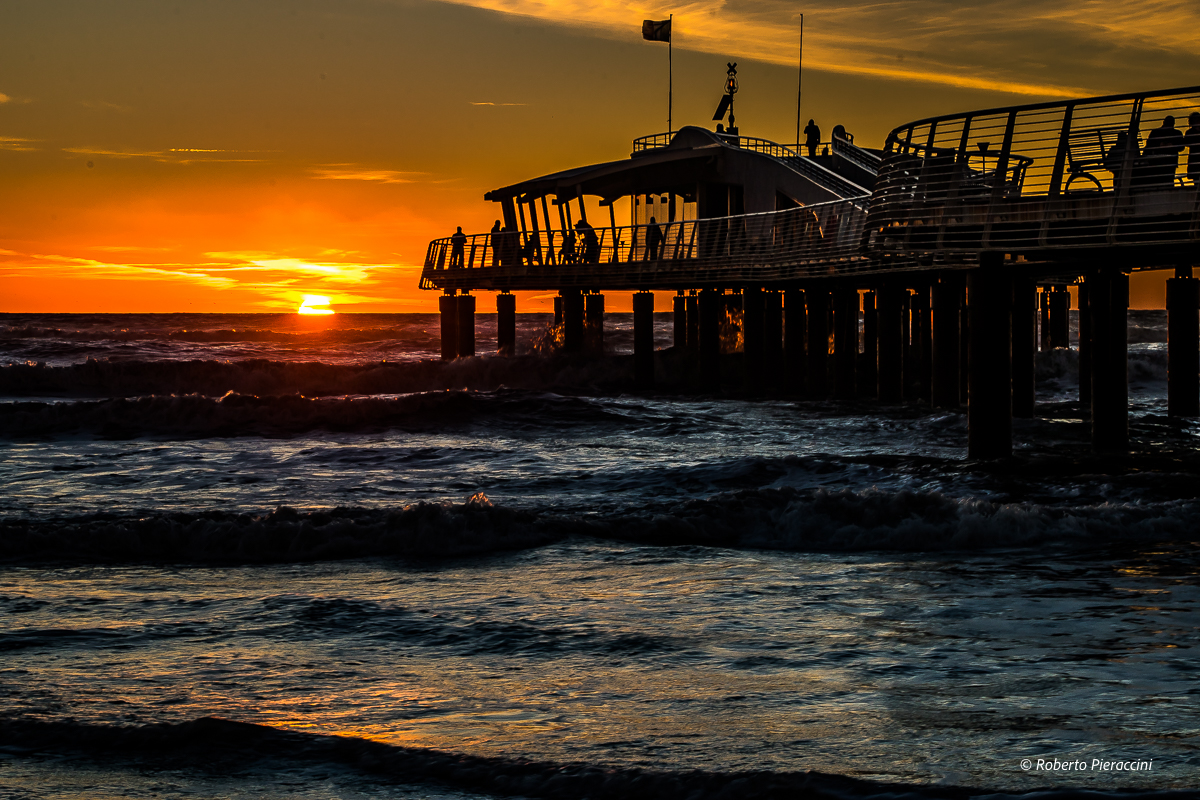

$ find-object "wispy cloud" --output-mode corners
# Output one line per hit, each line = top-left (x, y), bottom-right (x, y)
(81, 99), (132, 112)
(310, 164), (424, 184)
(432, 0), (1200, 98)
(0, 137), (38, 152)
(470, 101), (527, 106)
(62, 146), (264, 164)
(0, 93), (9, 104)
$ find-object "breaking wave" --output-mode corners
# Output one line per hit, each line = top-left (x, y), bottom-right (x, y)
(1, 487), (1194, 564)
(0, 354), (643, 399)
(0, 716), (1186, 799)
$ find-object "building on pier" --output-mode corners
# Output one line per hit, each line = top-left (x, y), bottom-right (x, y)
(419, 84), (1200, 459)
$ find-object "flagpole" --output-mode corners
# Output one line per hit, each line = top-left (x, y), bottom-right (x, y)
(795, 13), (803, 147)
(668, 14), (673, 135)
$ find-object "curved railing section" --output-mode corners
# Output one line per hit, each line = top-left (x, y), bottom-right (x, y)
(832, 135), (883, 175)
(420, 197), (879, 291)
(865, 85), (1200, 261)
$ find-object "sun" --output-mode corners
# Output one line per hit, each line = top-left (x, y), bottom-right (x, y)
(297, 295), (334, 315)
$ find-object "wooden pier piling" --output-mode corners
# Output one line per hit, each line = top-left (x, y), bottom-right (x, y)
(1167, 266), (1199, 417)
(497, 292), (516, 356)
(967, 258), (1013, 459)
(562, 289), (584, 352)
(1088, 268), (1129, 452)
(742, 287), (766, 395)
(633, 291), (655, 388)
(931, 276), (961, 409)
(877, 284), (905, 403)
(861, 290), (878, 399)
(439, 292), (458, 361)
(699, 288), (721, 390)
(806, 287), (830, 399)
(1012, 277), (1037, 419)
(833, 286), (857, 400)
(456, 293), (476, 358)
(585, 292), (605, 354)
(784, 289), (806, 394)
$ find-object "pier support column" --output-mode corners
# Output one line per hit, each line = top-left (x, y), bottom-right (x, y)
(931, 275), (962, 408)
(1050, 287), (1071, 348)
(1167, 266), (1199, 417)
(764, 290), (784, 392)
(912, 286), (932, 403)
(1078, 281), (1091, 407)
(456, 293), (476, 358)
(877, 284), (905, 402)
(784, 289), (806, 394)
(585, 292), (605, 354)
(861, 291), (878, 399)
(554, 295), (563, 327)
(439, 291), (458, 361)
(633, 291), (655, 388)
(561, 289), (584, 353)
(699, 288), (721, 390)
(496, 292), (516, 356)
(673, 292), (687, 348)
(686, 292), (699, 351)
(967, 256), (1013, 459)
(1089, 268), (1129, 451)
(1039, 289), (1052, 351)
(806, 286), (830, 398)
(1011, 277), (1037, 419)
(742, 286), (766, 394)
(833, 286), (857, 400)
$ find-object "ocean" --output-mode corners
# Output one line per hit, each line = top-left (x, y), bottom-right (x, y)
(0, 310), (1197, 799)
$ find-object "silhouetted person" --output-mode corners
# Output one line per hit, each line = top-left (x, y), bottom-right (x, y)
(489, 220), (502, 267)
(1143, 115), (1184, 186)
(646, 216), (664, 260)
(1103, 131), (1133, 188)
(831, 124), (854, 145)
(576, 220), (599, 264)
(559, 227), (577, 263)
(803, 119), (821, 157)
(449, 226), (466, 268)
(1186, 112), (1200, 185)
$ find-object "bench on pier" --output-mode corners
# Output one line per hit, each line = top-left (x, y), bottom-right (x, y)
(1065, 126), (1131, 191)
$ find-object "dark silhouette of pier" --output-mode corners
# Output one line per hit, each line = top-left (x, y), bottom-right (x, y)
(420, 85), (1200, 459)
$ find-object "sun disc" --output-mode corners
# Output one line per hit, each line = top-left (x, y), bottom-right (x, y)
(298, 295), (334, 315)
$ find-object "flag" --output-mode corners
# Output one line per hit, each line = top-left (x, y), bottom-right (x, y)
(642, 19), (671, 43)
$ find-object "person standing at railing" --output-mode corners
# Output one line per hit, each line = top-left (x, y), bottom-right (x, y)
(575, 220), (600, 264)
(1186, 113), (1200, 186)
(803, 119), (821, 157)
(560, 227), (577, 264)
(646, 216), (664, 260)
(832, 124), (854, 145)
(489, 220), (503, 267)
(1142, 116), (1184, 187)
(449, 226), (466, 269)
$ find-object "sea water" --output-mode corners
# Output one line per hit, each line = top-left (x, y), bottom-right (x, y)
(0, 311), (1196, 799)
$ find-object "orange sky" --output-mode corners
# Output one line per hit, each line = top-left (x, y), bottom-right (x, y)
(3, 0), (1199, 313)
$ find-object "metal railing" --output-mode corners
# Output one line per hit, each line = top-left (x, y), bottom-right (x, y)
(631, 131), (872, 199)
(866, 85), (1200, 259)
(421, 197), (877, 290)
(632, 132), (673, 152)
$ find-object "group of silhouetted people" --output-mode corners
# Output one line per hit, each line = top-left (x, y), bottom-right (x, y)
(1106, 114), (1200, 187)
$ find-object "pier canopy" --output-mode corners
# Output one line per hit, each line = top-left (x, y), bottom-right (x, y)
(483, 126), (867, 221)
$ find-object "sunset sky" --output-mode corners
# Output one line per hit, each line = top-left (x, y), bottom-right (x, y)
(4, 0), (1199, 312)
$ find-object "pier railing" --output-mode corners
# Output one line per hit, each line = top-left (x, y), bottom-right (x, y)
(421, 197), (878, 291)
(866, 85), (1200, 260)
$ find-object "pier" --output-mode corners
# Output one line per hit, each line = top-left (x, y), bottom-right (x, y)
(420, 86), (1200, 458)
